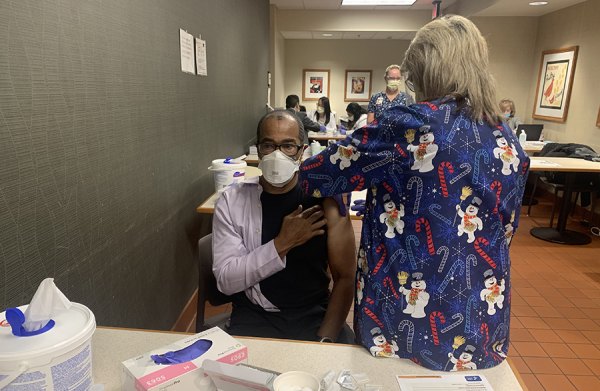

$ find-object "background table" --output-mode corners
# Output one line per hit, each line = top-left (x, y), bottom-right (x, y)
(529, 156), (600, 244)
(93, 327), (526, 390)
(197, 166), (261, 214)
(522, 141), (546, 155)
(307, 132), (347, 142)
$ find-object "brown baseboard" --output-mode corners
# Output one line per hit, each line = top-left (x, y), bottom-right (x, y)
(172, 288), (198, 332)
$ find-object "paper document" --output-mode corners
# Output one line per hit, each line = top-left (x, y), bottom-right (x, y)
(396, 374), (494, 391)
(533, 159), (561, 167)
(179, 29), (195, 74)
(195, 37), (207, 76)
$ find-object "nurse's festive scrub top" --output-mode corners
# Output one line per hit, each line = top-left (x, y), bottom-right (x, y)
(299, 97), (529, 371)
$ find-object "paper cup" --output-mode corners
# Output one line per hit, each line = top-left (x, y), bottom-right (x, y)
(273, 371), (321, 391)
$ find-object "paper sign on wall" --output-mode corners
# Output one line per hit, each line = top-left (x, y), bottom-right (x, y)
(180, 29), (195, 74)
(195, 37), (207, 76)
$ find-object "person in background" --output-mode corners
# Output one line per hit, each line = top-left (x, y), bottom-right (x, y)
(308, 96), (337, 132)
(299, 15), (529, 370)
(285, 94), (324, 142)
(367, 64), (415, 124)
(499, 99), (522, 133)
(345, 103), (368, 134)
(212, 110), (356, 343)
(299, 105), (307, 112)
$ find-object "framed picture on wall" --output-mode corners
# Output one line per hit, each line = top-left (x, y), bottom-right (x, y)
(344, 70), (372, 102)
(302, 69), (330, 101)
(532, 46), (578, 123)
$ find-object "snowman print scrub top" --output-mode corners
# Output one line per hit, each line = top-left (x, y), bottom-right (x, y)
(298, 97), (529, 371)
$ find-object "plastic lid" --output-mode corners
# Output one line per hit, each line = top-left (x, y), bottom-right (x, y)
(208, 158), (247, 170)
(0, 303), (96, 363)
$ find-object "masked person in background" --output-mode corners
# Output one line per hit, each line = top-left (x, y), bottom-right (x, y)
(299, 15), (529, 370)
(498, 99), (522, 133)
(212, 110), (356, 343)
(367, 64), (415, 124)
(308, 96), (338, 133)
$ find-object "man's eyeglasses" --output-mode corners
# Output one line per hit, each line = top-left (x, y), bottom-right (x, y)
(257, 142), (303, 157)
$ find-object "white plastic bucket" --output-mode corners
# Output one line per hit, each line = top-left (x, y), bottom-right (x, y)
(208, 158), (247, 192)
(0, 303), (96, 390)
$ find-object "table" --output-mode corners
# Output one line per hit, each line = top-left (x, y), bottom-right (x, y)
(197, 166), (262, 214)
(529, 156), (600, 244)
(244, 154), (259, 165)
(522, 141), (546, 155)
(307, 132), (347, 142)
(92, 327), (527, 390)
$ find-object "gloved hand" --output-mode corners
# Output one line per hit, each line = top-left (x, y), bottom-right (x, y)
(338, 125), (347, 135)
(331, 193), (351, 217)
(319, 125), (327, 132)
(351, 199), (367, 216)
(151, 339), (213, 365)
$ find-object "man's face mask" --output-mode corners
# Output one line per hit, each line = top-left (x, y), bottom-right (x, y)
(258, 150), (300, 187)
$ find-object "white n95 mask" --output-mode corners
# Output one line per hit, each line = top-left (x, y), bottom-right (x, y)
(258, 150), (300, 187)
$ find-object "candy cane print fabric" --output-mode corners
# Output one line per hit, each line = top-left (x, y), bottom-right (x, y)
(298, 97), (530, 371)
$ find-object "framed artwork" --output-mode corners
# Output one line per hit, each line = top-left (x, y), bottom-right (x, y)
(532, 46), (578, 123)
(344, 70), (372, 102)
(302, 69), (330, 101)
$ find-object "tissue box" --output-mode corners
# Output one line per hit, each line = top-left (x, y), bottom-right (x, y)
(121, 327), (247, 391)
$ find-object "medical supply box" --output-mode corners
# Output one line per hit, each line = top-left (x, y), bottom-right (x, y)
(121, 326), (247, 390)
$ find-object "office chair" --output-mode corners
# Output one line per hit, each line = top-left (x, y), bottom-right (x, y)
(527, 173), (597, 228)
(196, 233), (233, 332)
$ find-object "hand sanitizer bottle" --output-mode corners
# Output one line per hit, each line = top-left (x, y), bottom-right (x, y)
(519, 129), (527, 146)
(310, 140), (321, 156)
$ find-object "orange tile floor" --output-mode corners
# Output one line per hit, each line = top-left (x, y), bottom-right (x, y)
(200, 200), (600, 391)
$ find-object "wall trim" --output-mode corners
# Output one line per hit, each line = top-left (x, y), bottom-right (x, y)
(171, 288), (198, 332)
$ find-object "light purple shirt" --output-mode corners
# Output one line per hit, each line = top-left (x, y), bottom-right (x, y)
(212, 177), (287, 312)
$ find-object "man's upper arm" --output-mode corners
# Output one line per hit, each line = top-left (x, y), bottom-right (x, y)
(323, 198), (356, 280)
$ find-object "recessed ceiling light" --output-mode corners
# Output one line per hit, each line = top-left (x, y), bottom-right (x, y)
(529, 1), (548, 5)
(341, 0), (417, 6)
(322, 33), (333, 37)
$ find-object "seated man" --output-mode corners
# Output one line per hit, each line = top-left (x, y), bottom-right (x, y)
(286, 94), (324, 142)
(212, 110), (356, 343)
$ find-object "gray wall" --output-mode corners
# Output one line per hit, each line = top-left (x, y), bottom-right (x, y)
(0, 0), (269, 329)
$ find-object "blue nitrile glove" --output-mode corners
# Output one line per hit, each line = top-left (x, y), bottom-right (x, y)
(351, 199), (367, 216)
(338, 125), (347, 135)
(319, 125), (327, 132)
(331, 193), (351, 217)
(151, 339), (213, 365)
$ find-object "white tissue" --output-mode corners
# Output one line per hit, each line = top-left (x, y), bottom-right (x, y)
(23, 278), (71, 331)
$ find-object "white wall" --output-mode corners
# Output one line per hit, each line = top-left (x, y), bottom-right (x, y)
(471, 16), (539, 123)
(526, 0), (600, 151)
(269, 6), (286, 108)
(282, 15), (539, 121)
(284, 39), (412, 118)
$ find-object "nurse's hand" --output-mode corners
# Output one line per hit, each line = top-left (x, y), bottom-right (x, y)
(274, 205), (326, 258)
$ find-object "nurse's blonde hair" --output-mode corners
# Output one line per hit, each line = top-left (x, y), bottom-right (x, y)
(401, 15), (501, 125)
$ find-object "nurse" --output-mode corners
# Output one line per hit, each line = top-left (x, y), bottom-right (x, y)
(299, 15), (529, 371)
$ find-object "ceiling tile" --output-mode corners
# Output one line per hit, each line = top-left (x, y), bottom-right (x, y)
(312, 31), (344, 39)
(280, 31), (313, 39)
(302, 0), (341, 9)
(342, 31), (376, 39)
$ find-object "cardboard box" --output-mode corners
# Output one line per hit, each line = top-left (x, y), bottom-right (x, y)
(121, 327), (247, 390)
(202, 360), (277, 391)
